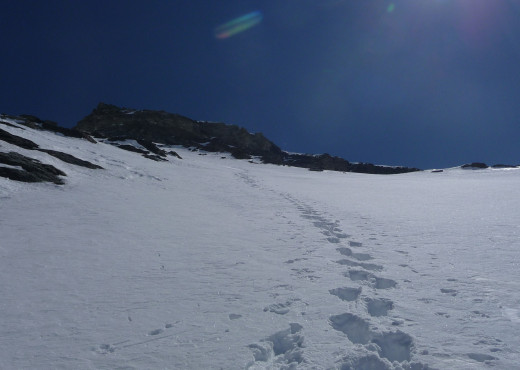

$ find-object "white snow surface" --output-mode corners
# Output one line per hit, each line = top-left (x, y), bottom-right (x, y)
(1, 121), (520, 369)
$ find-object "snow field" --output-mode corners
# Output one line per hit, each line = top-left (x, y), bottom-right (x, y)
(1, 120), (520, 369)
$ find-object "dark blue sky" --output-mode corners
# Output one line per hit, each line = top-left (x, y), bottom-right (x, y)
(2, 0), (519, 169)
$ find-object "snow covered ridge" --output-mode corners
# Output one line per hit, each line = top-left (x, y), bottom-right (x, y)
(1, 113), (520, 368)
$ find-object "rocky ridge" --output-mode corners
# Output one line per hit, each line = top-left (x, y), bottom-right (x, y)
(76, 103), (421, 174)
(6, 103), (517, 185)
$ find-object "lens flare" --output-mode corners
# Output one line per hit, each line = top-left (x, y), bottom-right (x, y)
(215, 11), (263, 39)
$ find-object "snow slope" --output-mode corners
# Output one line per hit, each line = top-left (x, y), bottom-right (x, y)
(1, 120), (519, 369)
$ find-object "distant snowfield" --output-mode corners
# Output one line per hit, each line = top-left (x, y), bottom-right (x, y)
(1, 121), (519, 369)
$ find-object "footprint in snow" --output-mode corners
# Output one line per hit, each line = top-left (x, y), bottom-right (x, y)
(247, 323), (304, 368)
(149, 321), (179, 335)
(467, 353), (498, 363)
(284, 258), (307, 264)
(95, 343), (116, 354)
(264, 299), (300, 315)
(329, 287), (362, 302)
(440, 288), (458, 296)
(344, 270), (397, 289)
(365, 298), (394, 317)
(329, 313), (415, 363)
(374, 277), (397, 289)
(345, 270), (374, 282)
(329, 313), (371, 344)
(336, 247), (373, 261)
(335, 259), (383, 272)
(148, 328), (164, 336)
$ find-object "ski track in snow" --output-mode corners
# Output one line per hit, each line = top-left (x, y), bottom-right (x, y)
(2, 119), (520, 369)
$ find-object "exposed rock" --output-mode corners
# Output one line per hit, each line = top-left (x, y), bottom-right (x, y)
(0, 124), (102, 170)
(136, 139), (167, 157)
(117, 144), (148, 154)
(492, 164), (518, 169)
(461, 162), (488, 169)
(0, 127), (39, 149)
(431, 169), (443, 173)
(11, 114), (96, 143)
(143, 153), (168, 162)
(37, 149), (103, 169)
(168, 150), (182, 159)
(0, 152), (66, 184)
(0, 119), (23, 129)
(75, 103), (420, 175)
(231, 147), (251, 160)
(76, 103), (282, 160)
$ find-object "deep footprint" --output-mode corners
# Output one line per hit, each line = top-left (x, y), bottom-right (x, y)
(372, 330), (414, 362)
(345, 270), (374, 281)
(336, 259), (383, 271)
(337, 247), (373, 261)
(248, 323), (304, 366)
(365, 298), (394, 317)
(329, 313), (371, 344)
(467, 353), (498, 363)
(329, 287), (362, 302)
(374, 277), (397, 289)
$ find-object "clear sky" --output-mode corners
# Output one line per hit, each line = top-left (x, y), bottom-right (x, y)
(2, 0), (519, 169)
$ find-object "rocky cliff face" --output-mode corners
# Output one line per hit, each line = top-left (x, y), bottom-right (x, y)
(76, 103), (420, 174)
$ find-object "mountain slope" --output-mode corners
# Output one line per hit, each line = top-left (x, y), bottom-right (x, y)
(76, 103), (420, 174)
(1, 115), (520, 369)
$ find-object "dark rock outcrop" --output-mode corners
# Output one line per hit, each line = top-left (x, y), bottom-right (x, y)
(2, 113), (96, 143)
(491, 164), (518, 169)
(136, 139), (167, 157)
(76, 103), (420, 174)
(143, 154), (168, 162)
(37, 149), (103, 169)
(0, 152), (66, 184)
(461, 162), (488, 169)
(0, 119), (22, 129)
(76, 103), (284, 161)
(1, 116), (104, 183)
(0, 127), (39, 149)
(168, 150), (182, 159)
(117, 144), (148, 154)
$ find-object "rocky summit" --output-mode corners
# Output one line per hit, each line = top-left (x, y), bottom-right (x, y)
(76, 103), (420, 174)
(0, 103), (422, 185)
